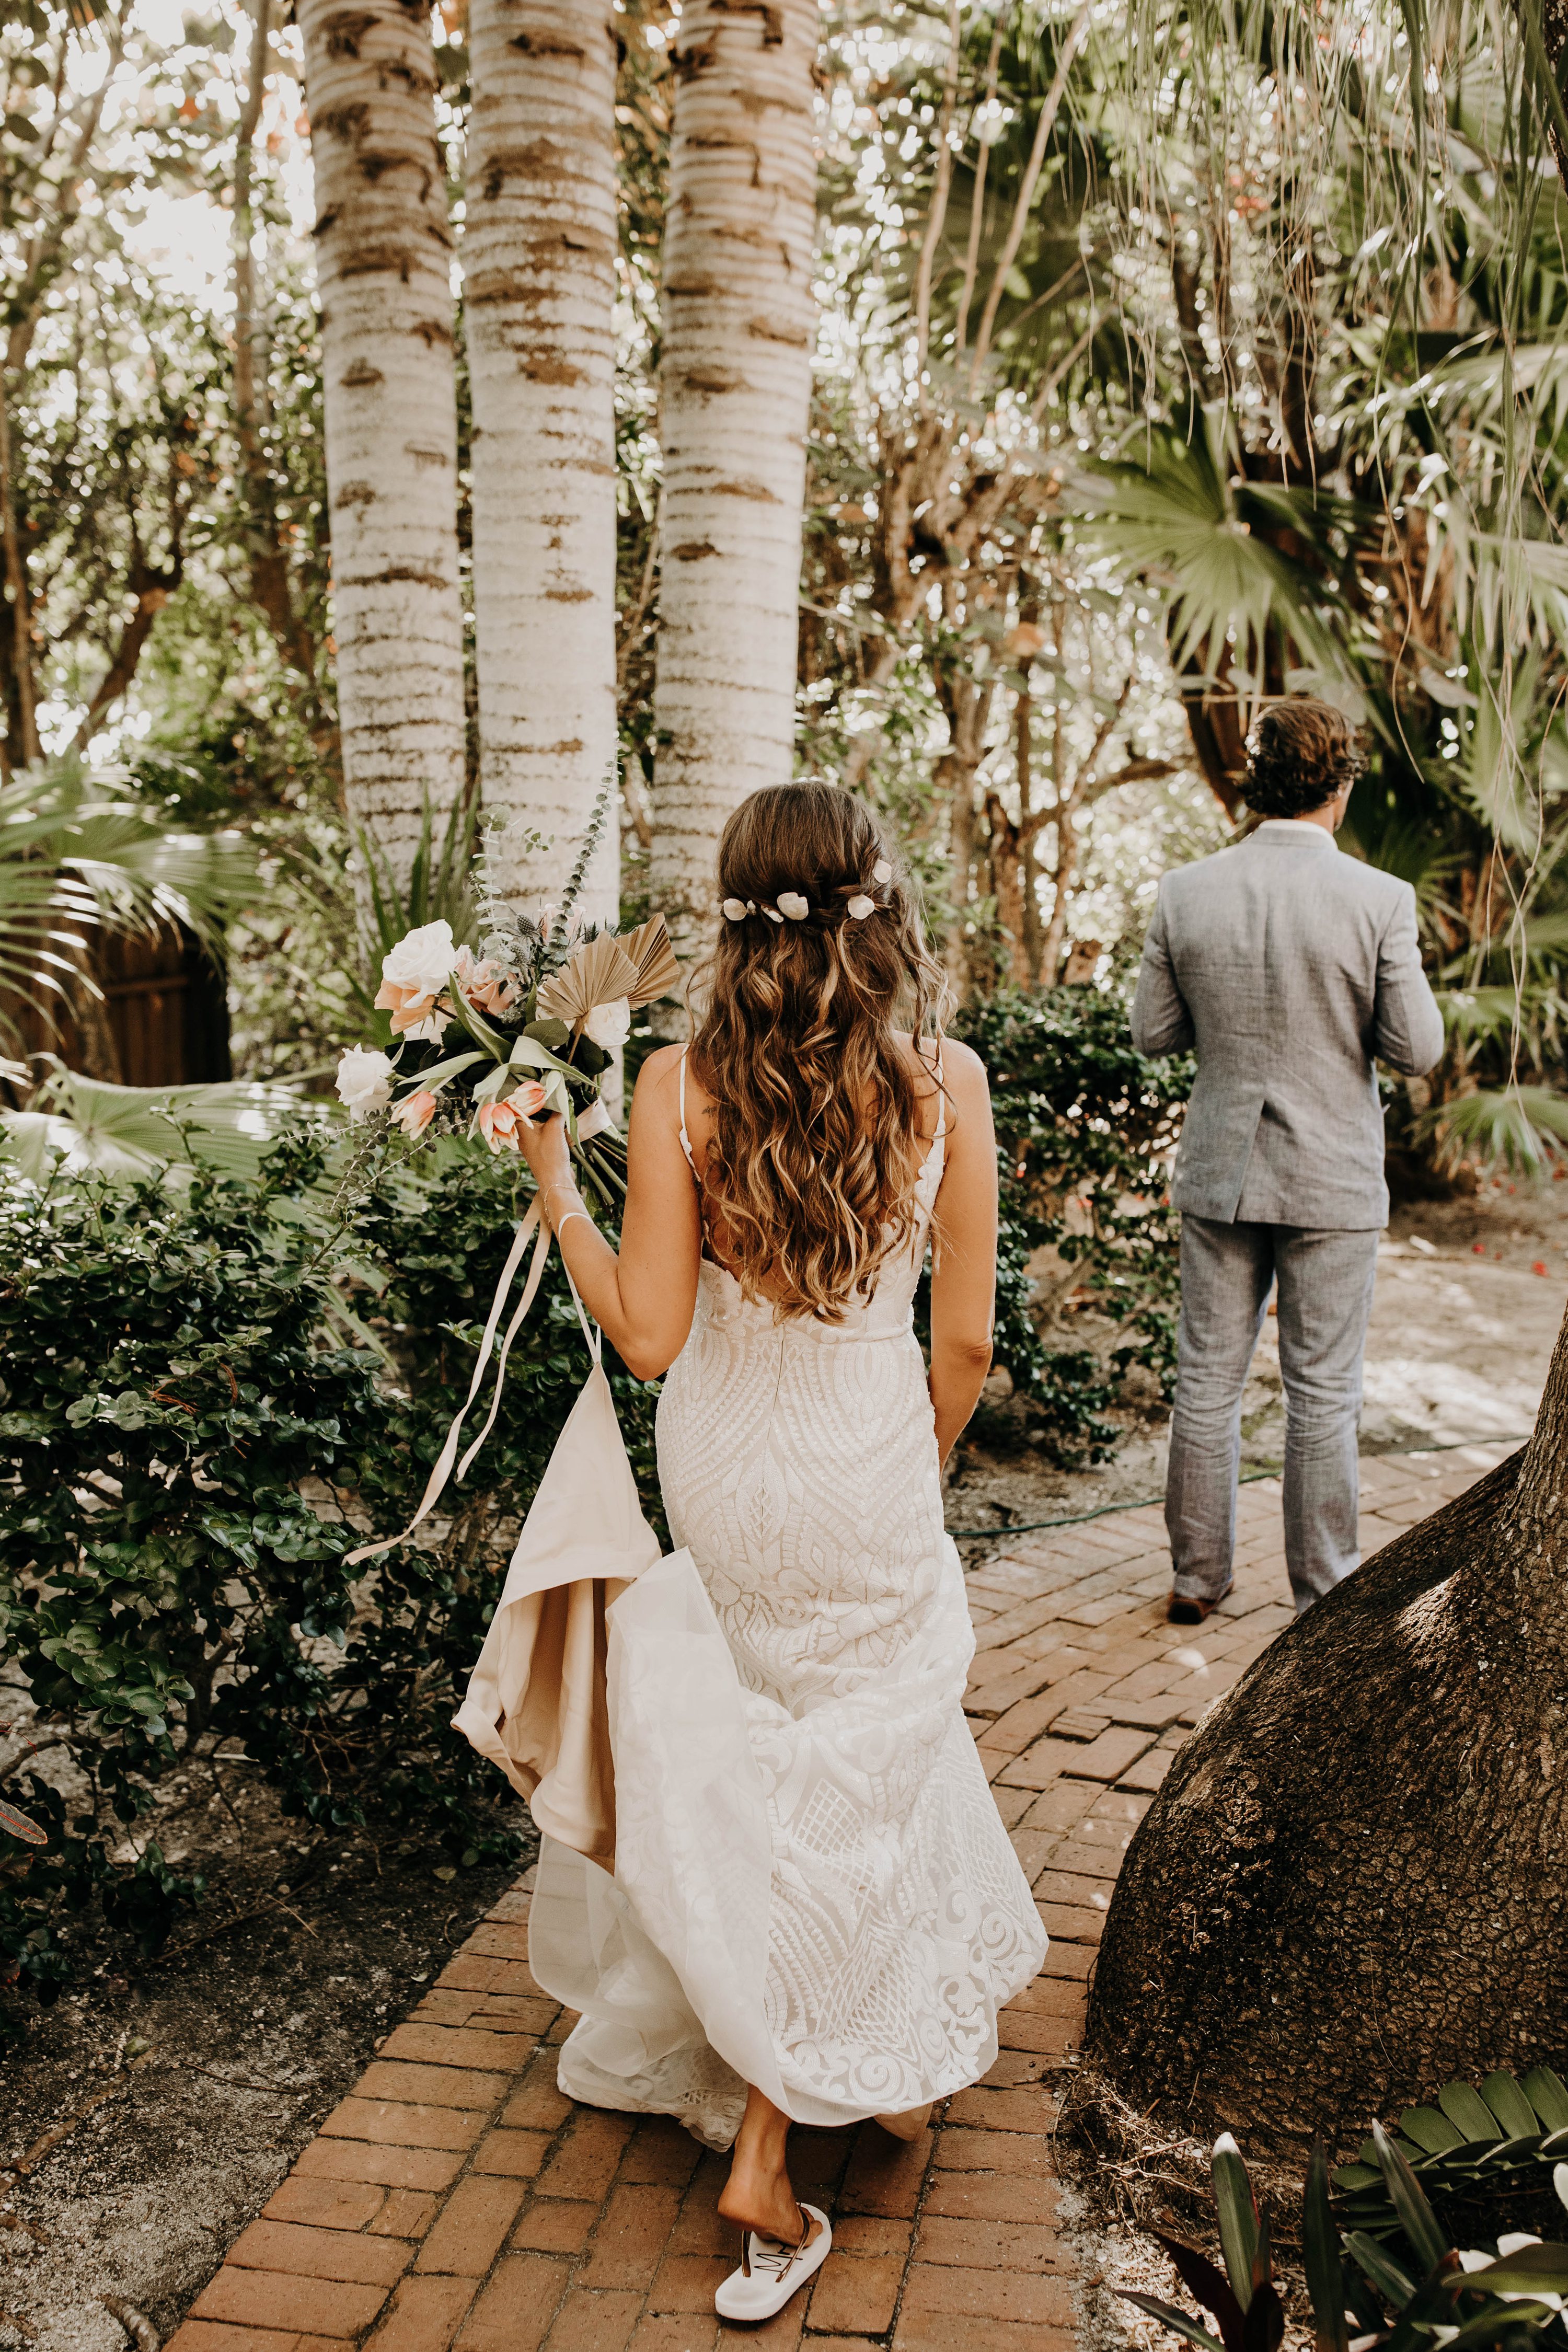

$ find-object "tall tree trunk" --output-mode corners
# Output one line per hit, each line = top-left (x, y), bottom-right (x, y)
(1085, 1310), (1568, 2151)
(649, 0), (819, 986)
(297, 0), (466, 890)
(465, 0), (619, 924)
(0, 367), (39, 775)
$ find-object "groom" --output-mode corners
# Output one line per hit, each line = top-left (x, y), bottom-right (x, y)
(1132, 698), (1445, 1623)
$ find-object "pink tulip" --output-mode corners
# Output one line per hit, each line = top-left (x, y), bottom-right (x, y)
(393, 1089), (439, 1139)
(477, 1082), (550, 1152)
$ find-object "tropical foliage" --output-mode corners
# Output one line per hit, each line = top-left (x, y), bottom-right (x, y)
(1127, 2115), (1568, 2352)
(0, 1132), (659, 2015)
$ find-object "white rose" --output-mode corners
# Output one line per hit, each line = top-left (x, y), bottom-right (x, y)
(335, 1045), (395, 1121)
(380, 918), (457, 1000)
(776, 892), (809, 920)
(583, 996), (631, 1053)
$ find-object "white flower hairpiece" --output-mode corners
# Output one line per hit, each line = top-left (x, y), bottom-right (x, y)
(722, 863), (894, 926)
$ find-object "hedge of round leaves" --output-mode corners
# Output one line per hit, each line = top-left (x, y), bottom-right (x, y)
(0, 1131), (658, 2011)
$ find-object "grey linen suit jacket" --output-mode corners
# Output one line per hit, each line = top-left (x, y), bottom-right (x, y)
(1131, 826), (1446, 1229)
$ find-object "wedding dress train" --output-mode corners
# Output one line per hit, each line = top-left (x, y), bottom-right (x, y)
(527, 1084), (1047, 2149)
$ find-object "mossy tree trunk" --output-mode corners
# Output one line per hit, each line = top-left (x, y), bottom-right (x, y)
(1086, 1306), (1568, 2151)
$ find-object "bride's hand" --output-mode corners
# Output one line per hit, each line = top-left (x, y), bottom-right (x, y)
(516, 1109), (573, 1196)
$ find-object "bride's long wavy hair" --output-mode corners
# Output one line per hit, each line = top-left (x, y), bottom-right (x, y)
(689, 782), (950, 1322)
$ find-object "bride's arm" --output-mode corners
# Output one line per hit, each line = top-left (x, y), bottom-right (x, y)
(927, 1041), (999, 1465)
(514, 1045), (702, 1381)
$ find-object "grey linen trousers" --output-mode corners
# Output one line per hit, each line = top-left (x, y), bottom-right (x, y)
(1166, 1217), (1379, 1613)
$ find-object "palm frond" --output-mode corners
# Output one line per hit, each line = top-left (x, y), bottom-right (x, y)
(0, 1064), (325, 1183)
(1421, 1084), (1568, 1176)
(1069, 412), (1356, 682)
(0, 759), (261, 1048)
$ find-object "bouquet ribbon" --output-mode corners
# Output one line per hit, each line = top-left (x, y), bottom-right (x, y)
(344, 1200), (555, 1567)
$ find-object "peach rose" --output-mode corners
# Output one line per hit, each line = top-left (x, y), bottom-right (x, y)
(477, 1081), (549, 1152)
(392, 1089), (439, 1139)
(374, 919), (457, 1041)
(453, 946), (517, 1018)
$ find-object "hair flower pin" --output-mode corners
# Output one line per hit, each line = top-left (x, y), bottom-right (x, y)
(722, 897), (754, 921)
(872, 859), (893, 884)
(846, 894), (875, 920)
(761, 904), (784, 923)
(776, 892), (809, 920)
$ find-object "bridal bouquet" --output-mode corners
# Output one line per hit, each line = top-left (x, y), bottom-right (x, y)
(333, 815), (677, 1211)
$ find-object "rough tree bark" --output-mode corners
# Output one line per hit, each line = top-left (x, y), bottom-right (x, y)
(297, 0), (466, 887)
(649, 0), (819, 983)
(465, 0), (619, 924)
(1086, 1311), (1568, 2151)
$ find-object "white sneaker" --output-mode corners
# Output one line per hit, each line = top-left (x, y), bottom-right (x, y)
(713, 2201), (832, 2321)
(874, 2103), (932, 2142)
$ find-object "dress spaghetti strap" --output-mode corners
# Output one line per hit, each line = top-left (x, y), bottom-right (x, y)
(676, 1047), (697, 1177)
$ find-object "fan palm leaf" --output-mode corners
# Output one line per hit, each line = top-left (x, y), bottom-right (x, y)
(0, 758), (260, 1047)
(0, 1063), (324, 1183)
(1068, 409), (1361, 684)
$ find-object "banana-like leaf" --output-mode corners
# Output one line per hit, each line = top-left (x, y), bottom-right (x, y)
(1212, 2134), (1262, 2314)
(1116, 2291), (1228, 2352)
(1304, 2147), (1351, 2352)
(1373, 2121), (1453, 2279)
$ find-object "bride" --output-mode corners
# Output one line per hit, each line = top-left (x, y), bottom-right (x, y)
(514, 781), (1045, 2321)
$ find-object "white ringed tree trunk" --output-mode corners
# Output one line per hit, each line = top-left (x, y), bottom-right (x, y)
(297, 0), (467, 891)
(464, 0), (620, 926)
(650, 0), (821, 984)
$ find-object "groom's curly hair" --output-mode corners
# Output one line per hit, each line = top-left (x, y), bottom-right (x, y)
(1243, 698), (1365, 818)
(689, 782), (950, 1323)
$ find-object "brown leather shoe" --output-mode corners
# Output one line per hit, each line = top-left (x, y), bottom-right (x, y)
(1167, 1592), (1226, 1625)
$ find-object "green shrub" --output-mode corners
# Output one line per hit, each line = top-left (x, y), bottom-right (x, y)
(0, 1132), (655, 2011)
(954, 987), (1193, 1462)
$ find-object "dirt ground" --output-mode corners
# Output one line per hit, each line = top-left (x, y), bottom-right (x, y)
(0, 1778), (527, 2352)
(4, 1171), (1565, 2352)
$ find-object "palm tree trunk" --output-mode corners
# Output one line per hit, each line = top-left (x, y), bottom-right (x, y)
(465, 0), (619, 924)
(1087, 1301), (1568, 2150)
(649, 0), (819, 983)
(297, 0), (466, 889)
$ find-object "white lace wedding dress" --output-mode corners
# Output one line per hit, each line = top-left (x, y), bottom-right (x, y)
(526, 1063), (1046, 2149)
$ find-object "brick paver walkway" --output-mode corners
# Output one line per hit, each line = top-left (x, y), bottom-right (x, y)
(166, 1443), (1506, 2352)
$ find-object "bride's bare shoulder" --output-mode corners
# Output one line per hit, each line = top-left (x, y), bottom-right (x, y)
(891, 1031), (988, 1096)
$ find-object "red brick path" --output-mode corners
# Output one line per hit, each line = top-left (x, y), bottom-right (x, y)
(166, 1445), (1504, 2352)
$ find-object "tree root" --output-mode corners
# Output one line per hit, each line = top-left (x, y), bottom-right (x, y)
(1055, 2053), (1305, 2243)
